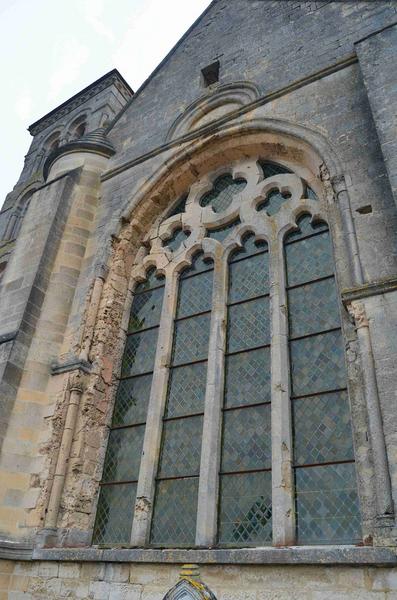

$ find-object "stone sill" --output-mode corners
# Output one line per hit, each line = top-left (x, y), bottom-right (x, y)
(30, 545), (397, 566)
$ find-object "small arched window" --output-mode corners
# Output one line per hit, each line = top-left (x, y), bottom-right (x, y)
(44, 132), (61, 154)
(93, 160), (361, 548)
(68, 116), (87, 140)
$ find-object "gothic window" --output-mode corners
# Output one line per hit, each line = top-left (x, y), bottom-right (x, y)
(93, 160), (361, 548)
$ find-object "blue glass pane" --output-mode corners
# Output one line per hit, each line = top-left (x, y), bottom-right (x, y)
(229, 252), (269, 303)
(177, 270), (213, 318)
(180, 253), (213, 278)
(285, 231), (334, 287)
(227, 297), (269, 353)
(306, 186), (318, 201)
(167, 194), (187, 217)
(225, 347), (271, 408)
(112, 374), (152, 426)
(229, 235), (268, 263)
(295, 463), (361, 544)
(172, 313), (210, 366)
(200, 175), (246, 213)
(222, 404), (271, 472)
(102, 426), (145, 482)
(218, 472), (272, 545)
(164, 228), (190, 252)
(258, 161), (291, 179)
(207, 219), (241, 242)
(121, 328), (158, 376)
(166, 363), (207, 417)
(293, 391), (354, 465)
(290, 330), (346, 397)
(257, 189), (290, 216)
(288, 278), (340, 338)
(150, 478), (199, 546)
(134, 268), (164, 293)
(93, 483), (136, 545)
(285, 215), (328, 243)
(128, 286), (164, 332)
(158, 416), (203, 478)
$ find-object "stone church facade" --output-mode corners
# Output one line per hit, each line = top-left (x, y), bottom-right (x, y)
(0, 1), (397, 598)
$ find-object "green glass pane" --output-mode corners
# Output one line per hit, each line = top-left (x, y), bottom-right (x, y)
(102, 426), (144, 482)
(286, 231), (334, 287)
(166, 363), (207, 418)
(134, 268), (164, 293)
(222, 404), (271, 472)
(207, 219), (241, 242)
(150, 477), (199, 546)
(229, 252), (269, 303)
(112, 374), (152, 426)
(290, 330), (346, 397)
(128, 286), (164, 332)
(285, 215), (328, 244)
(227, 297), (269, 353)
(258, 161), (291, 179)
(288, 278), (340, 338)
(177, 270), (213, 318)
(172, 313), (210, 366)
(257, 189), (290, 216)
(293, 391), (354, 466)
(158, 416), (203, 478)
(93, 483), (136, 545)
(224, 347), (271, 408)
(164, 228), (190, 252)
(229, 235), (268, 263)
(295, 463), (361, 544)
(200, 174), (246, 213)
(218, 472), (272, 545)
(180, 253), (213, 278)
(121, 328), (158, 376)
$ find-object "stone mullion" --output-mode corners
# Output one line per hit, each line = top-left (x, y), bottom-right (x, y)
(196, 248), (228, 546)
(130, 269), (178, 546)
(270, 236), (296, 546)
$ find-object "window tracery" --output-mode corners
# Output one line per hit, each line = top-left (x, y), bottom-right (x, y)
(93, 159), (361, 548)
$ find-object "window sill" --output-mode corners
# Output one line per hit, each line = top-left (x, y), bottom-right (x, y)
(31, 545), (397, 565)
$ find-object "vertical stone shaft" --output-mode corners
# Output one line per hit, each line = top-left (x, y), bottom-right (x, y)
(131, 273), (177, 545)
(196, 249), (227, 546)
(270, 237), (295, 546)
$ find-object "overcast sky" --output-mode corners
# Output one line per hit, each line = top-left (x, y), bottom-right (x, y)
(0, 0), (211, 206)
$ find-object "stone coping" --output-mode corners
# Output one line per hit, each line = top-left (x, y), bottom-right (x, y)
(28, 546), (397, 566)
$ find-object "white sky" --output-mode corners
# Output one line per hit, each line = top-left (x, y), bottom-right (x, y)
(0, 0), (211, 206)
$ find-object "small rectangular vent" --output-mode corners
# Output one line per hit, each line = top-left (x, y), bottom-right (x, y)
(201, 61), (220, 87)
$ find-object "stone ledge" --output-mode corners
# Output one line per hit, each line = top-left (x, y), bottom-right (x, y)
(0, 540), (33, 561)
(342, 276), (397, 303)
(31, 546), (397, 566)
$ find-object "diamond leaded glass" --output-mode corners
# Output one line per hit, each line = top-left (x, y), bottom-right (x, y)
(229, 252), (269, 303)
(293, 391), (354, 465)
(180, 253), (213, 277)
(207, 219), (241, 242)
(158, 416), (203, 478)
(121, 328), (159, 376)
(285, 215), (328, 243)
(229, 235), (268, 263)
(285, 231), (334, 287)
(227, 297), (269, 353)
(93, 483), (136, 545)
(134, 268), (164, 293)
(150, 478), (199, 546)
(257, 189), (291, 216)
(200, 174), (246, 213)
(224, 347), (271, 408)
(221, 404), (271, 472)
(166, 363), (207, 417)
(128, 286), (164, 332)
(218, 472), (272, 545)
(164, 228), (190, 252)
(295, 463), (361, 544)
(177, 269), (213, 318)
(112, 374), (152, 426)
(288, 277), (340, 338)
(258, 161), (291, 179)
(172, 313), (211, 365)
(102, 426), (145, 482)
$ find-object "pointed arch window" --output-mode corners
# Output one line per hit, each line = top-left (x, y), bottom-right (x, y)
(93, 160), (361, 548)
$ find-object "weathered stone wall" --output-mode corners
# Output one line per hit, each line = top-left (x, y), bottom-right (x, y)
(2, 560), (397, 599)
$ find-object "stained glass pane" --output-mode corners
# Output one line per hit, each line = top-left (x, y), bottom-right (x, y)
(229, 252), (269, 303)
(150, 478), (199, 546)
(102, 426), (144, 482)
(225, 347), (271, 408)
(93, 483), (136, 545)
(257, 189), (290, 216)
(134, 268), (164, 293)
(285, 215), (328, 244)
(180, 254), (213, 278)
(164, 228), (190, 252)
(128, 286), (164, 332)
(295, 463), (361, 544)
(207, 219), (241, 242)
(121, 328), (158, 376)
(258, 161), (291, 179)
(288, 278), (340, 338)
(227, 297), (269, 353)
(172, 313), (210, 365)
(158, 416), (203, 478)
(286, 231), (334, 287)
(229, 235), (268, 263)
(218, 472), (272, 545)
(112, 374), (152, 426)
(290, 330), (346, 397)
(177, 270), (213, 318)
(200, 175), (246, 213)
(166, 363), (207, 417)
(293, 392), (354, 465)
(222, 404), (271, 472)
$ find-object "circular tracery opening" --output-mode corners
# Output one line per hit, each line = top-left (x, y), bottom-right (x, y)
(200, 174), (247, 213)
